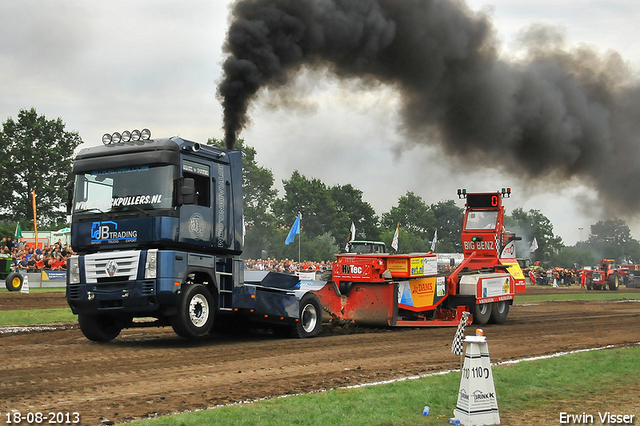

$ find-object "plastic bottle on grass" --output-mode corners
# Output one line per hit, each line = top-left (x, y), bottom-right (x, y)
(422, 406), (430, 415)
(448, 418), (461, 425)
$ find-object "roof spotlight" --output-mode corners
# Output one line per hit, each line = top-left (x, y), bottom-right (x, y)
(111, 132), (122, 143)
(140, 128), (151, 140)
(102, 133), (113, 145)
(121, 130), (131, 142)
(131, 129), (141, 141)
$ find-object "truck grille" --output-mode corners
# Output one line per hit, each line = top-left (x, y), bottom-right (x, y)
(67, 284), (81, 299)
(142, 281), (155, 295)
(84, 251), (140, 283)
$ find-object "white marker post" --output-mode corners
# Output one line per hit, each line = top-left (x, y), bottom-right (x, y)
(20, 274), (29, 294)
(453, 335), (500, 425)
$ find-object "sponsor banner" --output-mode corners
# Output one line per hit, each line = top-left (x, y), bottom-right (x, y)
(499, 260), (526, 281)
(387, 258), (408, 274)
(481, 276), (511, 298)
(410, 256), (438, 277)
(41, 270), (67, 281)
(296, 272), (316, 281)
(477, 295), (514, 304)
(399, 277), (437, 309)
(437, 253), (464, 266)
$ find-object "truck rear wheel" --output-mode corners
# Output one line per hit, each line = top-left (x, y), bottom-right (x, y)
(489, 301), (509, 324)
(608, 275), (619, 291)
(5, 272), (23, 291)
(472, 302), (492, 325)
(171, 284), (215, 339)
(78, 314), (122, 342)
(291, 294), (322, 338)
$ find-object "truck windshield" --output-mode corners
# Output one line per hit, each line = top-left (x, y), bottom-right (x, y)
(465, 210), (499, 230)
(73, 165), (175, 214)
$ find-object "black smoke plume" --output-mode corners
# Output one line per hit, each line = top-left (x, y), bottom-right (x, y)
(218, 0), (640, 215)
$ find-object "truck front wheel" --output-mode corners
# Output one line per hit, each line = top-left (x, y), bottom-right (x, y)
(78, 314), (122, 342)
(489, 301), (510, 324)
(171, 284), (215, 339)
(472, 302), (492, 325)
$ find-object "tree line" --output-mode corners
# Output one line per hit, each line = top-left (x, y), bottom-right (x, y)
(1, 108), (638, 268)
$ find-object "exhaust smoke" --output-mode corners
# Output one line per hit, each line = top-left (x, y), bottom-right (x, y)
(218, 0), (640, 215)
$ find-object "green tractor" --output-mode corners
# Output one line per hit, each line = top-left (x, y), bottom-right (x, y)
(1, 253), (24, 291)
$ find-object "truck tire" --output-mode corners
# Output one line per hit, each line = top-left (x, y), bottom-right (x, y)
(5, 272), (23, 292)
(489, 301), (509, 324)
(171, 284), (215, 339)
(472, 302), (492, 325)
(586, 279), (592, 290)
(291, 294), (322, 338)
(608, 274), (619, 291)
(78, 314), (122, 342)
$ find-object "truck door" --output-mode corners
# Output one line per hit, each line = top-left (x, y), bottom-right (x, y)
(179, 159), (213, 248)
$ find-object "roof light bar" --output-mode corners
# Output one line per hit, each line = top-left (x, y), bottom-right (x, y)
(101, 129), (152, 145)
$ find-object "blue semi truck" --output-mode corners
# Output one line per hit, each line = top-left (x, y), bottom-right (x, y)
(65, 131), (322, 341)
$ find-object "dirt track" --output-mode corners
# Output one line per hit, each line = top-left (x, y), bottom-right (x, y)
(1, 287), (640, 425)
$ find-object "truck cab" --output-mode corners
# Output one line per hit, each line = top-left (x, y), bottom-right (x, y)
(66, 133), (251, 340)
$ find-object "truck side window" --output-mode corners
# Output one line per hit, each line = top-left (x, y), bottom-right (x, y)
(183, 171), (210, 207)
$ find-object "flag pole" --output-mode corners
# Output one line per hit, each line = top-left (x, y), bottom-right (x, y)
(298, 213), (301, 264)
(32, 190), (38, 249)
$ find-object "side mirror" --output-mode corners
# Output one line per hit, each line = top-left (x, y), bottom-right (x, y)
(65, 181), (74, 215)
(180, 178), (196, 205)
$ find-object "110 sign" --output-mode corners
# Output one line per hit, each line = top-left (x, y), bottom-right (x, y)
(462, 366), (490, 380)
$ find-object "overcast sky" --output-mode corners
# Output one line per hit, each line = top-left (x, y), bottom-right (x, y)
(1, 0), (639, 247)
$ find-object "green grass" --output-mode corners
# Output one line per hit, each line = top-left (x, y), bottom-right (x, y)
(0, 308), (75, 325)
(0, 287), (66, 293)
(124, 346), (640, 426)
(515, 291), (640, 303)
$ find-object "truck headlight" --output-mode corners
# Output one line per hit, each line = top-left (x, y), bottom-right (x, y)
(145, 249), (157, 279)
(68, 256), (80, 284)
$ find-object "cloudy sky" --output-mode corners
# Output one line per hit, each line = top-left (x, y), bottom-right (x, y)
(2, 0), (639, 247)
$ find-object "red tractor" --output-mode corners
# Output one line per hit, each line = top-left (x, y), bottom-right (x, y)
(315, 188), (525, 327)
(586, 259), (621, 291)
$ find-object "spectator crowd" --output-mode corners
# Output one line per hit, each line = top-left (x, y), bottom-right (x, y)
(244, 258), (332, 274)
(1, 237), (75, 273)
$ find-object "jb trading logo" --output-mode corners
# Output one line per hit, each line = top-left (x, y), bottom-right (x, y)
(91, 221), (137, 242)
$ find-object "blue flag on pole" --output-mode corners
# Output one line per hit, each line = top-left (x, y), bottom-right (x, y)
(285, 214), (301, 245)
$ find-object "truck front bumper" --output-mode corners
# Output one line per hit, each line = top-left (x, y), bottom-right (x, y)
(66, 278), (180, 316)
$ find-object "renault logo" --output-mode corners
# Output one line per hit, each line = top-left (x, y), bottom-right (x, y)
(105, 259), (119, 277)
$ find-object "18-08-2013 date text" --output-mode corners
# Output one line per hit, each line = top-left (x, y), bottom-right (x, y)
(4, 411), (80, 424)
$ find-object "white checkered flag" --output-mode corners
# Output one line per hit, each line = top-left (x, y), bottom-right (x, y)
(451, 311), (471, 356)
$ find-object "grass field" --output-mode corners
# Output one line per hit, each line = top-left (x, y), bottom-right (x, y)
(515, 291), (640, 303)
(0, 287), (66, 293)
(123, 345), (640, 426)
(0, 308), (76, 325)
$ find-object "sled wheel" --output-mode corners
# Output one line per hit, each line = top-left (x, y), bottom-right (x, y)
(171, 284), (215, 339)
(291, 294), (322, 338)
(489, 300), (510, 324)
(472, 302), (492, 325)
(608, 274), (619, 291)
(78, 314), (122, 342)
(5, 272), (23, 292)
